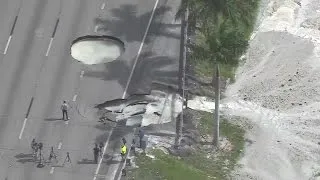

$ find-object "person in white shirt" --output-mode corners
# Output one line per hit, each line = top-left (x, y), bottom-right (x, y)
(61, 101), (69, 120)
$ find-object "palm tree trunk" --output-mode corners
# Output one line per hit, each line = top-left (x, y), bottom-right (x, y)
(213, 63), (220, 148)
(175, 2), (188, 148)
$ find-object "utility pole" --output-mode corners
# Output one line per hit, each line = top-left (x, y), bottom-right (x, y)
(213, 63), (220, 148)
(175, 2), (189, 148)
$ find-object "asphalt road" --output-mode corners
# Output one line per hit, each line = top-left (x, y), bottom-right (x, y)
(0, 0), (181, 179)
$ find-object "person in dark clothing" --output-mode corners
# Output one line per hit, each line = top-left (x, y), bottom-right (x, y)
(61, 101), (69, 120)
(93, 144), (99, 164)
(31, 139), (38, 156)
(122, 137), (126, 145)
(38, 142), (43, 151)
(99, 142), (104, 157)
(138, 129), (144, 148)
(131, 139), (136, 155)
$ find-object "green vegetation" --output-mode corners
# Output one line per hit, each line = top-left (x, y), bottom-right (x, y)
(177, 0), (260, 80)
(127, 111), (246, 180)
(128, 149), (210, 180)
(196, 111), (246, 173)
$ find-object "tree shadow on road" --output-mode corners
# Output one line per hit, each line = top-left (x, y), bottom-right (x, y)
(95, 4), (180, 43)
(84, 51), (179, 99)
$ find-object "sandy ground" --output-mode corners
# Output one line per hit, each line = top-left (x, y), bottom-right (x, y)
(188, 0), (320, 179)
(223, 0), (320, 179)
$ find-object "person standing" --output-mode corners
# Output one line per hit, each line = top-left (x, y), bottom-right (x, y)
(48, 147), (57, 162)
(93, 144), (99, 164)
(31, 139), (38, 158)
(122, 137), (126, 145)
(61, 101), (69, 120)
(99, 142), (104, 157)
(138, 129), (144, 148)
(120, 144), (127, 161)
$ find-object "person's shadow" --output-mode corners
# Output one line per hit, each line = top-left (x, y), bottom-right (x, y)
(77, 158), (97, 164)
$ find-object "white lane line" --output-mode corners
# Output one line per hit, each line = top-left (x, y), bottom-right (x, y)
(93, 128), (114, 180)
(73, 94), (77, 102)
(50, 167), (55, 174)
(58, 142), (62, 149)
(4, 36), (12, 54)
(101, 3), (105, 9)
(121, 0), (159, 99)
(18, 118), (28, 139)
(80, 70), (84, 78)
(45, 38), (54, 56)
(94, 25), (99, 33)
(65, 120), (69, 125)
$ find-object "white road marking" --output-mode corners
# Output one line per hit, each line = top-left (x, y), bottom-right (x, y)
(46, 38), (54, 56)
(50, 167), (55, 174)
(101, 3), (105, 10)
(94, 25), (99, 33)
(58, 142), (62, 149)
(18, 118), (28, 139)
(65, 120), (69, 125)
(122, 0), (159, 99)
(4, 36), (12, 54)
(73, 94), (77, 101)
(93, 128), (114, 180)
(80, 70), (84, 78)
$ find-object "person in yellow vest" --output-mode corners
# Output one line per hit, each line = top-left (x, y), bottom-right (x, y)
(120, 144), (127, 160)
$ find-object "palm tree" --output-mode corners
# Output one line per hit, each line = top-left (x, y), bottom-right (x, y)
(175, 0), (254, 148)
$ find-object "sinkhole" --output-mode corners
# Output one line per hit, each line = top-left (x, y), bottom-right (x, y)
(71, 35), (125, 65)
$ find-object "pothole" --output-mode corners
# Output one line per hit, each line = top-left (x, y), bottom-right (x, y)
(71, 35), (125, 65)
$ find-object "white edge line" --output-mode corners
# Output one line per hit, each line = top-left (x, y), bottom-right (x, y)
(45, 38), (54, 56)
(50, 167), (55, 174)
(58, 142), (62, 149)
(19, 118), (28, 139)
(117, 128), (136, 180)
(73, 94), (77, 102)
(121, 0), (159, 99)
(101, 3), (105, 10)
(4, 36), (12, 54)
(80, 71), (84, 78)
(93, 127), (114, 180)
